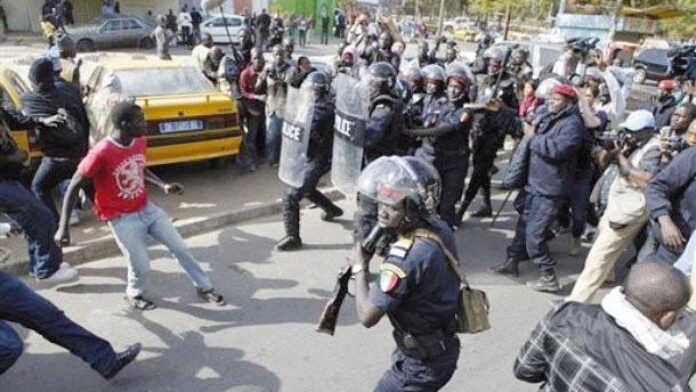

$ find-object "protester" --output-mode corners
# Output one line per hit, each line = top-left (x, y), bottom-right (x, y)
(237, 50), (266, 172)
(298, 17), (307, 47)
(190, 6), (202, 42)
(202, 47), (225, 85)
(192, 33), (214, 71)
(21, 58), (89, 223)
(0, 271), (141, 378)
(642, 79), (679, 130)
(492, 84), (584, 292)
(258, 44), (292, 168)
(256, 8), (271, 51)
(177, 6), (193, 47)
(516, 262), (691, 391)
(566, 110), (661, 302)
(55, 34), (80, 88)
(56, 102), (225, 311)
(321, 8), (330, 45)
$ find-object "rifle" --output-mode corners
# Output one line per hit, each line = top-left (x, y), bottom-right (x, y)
(315, 225), (385, 335)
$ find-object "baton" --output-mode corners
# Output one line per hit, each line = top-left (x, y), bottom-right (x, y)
(490, 189), (515, 228)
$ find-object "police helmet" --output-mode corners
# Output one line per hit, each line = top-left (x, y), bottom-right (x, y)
(483, 46), (506, 62)
(404, 66), (424, 85)
(393, 78), (413, 103)
(422, 64), (446, 83)
(446, 63), (474, 102)
(306, 71), (330, 95)
(366, 62), (397, 97)
(357, 156), (441, 219)
(478, 33), (493, 48)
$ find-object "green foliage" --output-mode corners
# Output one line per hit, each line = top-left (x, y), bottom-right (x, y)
(658, 0), (696, 39)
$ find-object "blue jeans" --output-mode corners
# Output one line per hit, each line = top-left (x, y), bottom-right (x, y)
(570, 170), (593, 238)
(0, 271), (116, 376)
(266, 113), (283, 166)
(31, 157), (80, 222)
(0, 180), (63, 279)
(507, 192), (563, 271)
(108, 202), (213, 297)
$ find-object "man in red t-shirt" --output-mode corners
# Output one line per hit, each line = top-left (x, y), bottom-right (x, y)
(56, 102), (224, 310)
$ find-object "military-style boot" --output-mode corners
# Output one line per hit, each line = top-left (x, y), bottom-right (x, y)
(530, 269), (560, 293)
(489, 258), (519, 277)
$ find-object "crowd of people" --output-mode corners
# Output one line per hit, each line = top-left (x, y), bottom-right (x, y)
(2, 9), (696, 391)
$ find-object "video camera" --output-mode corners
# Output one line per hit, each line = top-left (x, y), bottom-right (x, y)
(596, 130), (626, 151)
(664, 135), (689, 154)
(567, 37), (600, 58)
(667, 45), (696, 82)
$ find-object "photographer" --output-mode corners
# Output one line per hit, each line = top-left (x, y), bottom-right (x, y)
(258, 44), (292, 168)
(566, 110), (662, 302)
(645, 120), (696, 265)
(658, 103), (695, 168)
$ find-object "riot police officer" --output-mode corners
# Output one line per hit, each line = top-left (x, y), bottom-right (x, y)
(276, 71), (344, 251)
(444, 42), (459, 67)
(415, 64), (448, 163)
(455, 46), (519, 223)
(349, 155), (461, 392)
(403, 66), (426, 128)
(508, 48), (534, 99)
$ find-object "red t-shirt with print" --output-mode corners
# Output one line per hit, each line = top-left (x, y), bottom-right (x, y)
(78, 137), (148, 221)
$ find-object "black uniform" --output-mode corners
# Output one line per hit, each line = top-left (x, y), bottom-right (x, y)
(354, 95), (407, 242)
(458, 72), (519, 219)
(282, 99), (342, 239)
(371, 221), (461, 391)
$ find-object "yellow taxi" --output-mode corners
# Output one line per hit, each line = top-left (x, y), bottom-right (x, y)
(0, 66), (42, 165)
(84, 59), (241, 166)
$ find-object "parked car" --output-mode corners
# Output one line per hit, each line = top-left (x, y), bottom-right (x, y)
(66, 15), (156, 52)
(632, 47), (670, 84)
(443, 17), (474, 33)
(199, 14), (246, 45)
(84, 60), (242, 166)
(0, 66), (41, 166)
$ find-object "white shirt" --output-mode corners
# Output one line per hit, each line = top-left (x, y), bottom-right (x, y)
(178, 12), (192, 28)
(192, 44), (211, 70)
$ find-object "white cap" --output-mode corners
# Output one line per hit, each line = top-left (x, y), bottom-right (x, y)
(619, 110), (655, 132)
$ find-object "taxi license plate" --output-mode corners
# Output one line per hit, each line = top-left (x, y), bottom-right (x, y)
(158, 120), (204, 133)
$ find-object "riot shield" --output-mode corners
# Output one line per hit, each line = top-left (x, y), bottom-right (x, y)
(278, 84), (315, 187)
(331, 73), (371, 199)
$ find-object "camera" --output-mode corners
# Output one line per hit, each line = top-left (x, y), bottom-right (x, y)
(665, 135), (688, 154)
(567, 37), (599, 58)
(667, 45), (696, 82)
(596, 130), (626, 150)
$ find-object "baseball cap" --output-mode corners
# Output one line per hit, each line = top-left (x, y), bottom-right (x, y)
(619, 110), (656, 132)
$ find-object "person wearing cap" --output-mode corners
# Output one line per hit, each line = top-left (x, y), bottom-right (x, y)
(566, 110), (662, 302)
(641, 79), (679, 130)
(491, 83), (585, 292)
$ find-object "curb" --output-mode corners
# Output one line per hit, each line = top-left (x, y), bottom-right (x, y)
(0, 188), (345, 276)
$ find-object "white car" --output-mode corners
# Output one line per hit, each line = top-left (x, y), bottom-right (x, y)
(200, 14), (246, 44)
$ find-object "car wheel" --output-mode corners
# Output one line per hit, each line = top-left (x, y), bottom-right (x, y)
(633, 68), (647, 84)
(139, 37), (155, 49)
(76, 39), (95, 52)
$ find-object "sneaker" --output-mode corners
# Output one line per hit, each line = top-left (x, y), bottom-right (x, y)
(124, 295), (156, 311)
(69, 210), (80, 226)
(569, 237), (581, 257)
(275, 236), (302, 251)
(471, 206), (493, 218)
(196, 288), (225, 306)
(320, 207), (344, 222)
(102, 343), (142, 380)
(489, 258), (519, 277)
(529, 271), (560, 293)
(37, 264), (78, 286)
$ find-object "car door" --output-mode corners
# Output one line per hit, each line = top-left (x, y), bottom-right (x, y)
(122, 18), (144, 47)
(98, 19), (123, 49)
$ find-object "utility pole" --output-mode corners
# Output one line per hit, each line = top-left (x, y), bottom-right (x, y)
(437, 0), (446, 36)
(503, 1), (511, 41)
(416, 0), (421, 19)
(607, 0), (623, 42)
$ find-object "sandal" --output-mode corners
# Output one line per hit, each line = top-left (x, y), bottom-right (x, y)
(124, 295), (156, 311)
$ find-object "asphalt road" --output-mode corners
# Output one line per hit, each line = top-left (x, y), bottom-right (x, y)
(1, 191), (618, 392)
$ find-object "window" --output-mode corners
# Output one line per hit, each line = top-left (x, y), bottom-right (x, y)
(124, 19), (142, 30)
(102, 20), (122, 32)
(211, 17), (241, 28)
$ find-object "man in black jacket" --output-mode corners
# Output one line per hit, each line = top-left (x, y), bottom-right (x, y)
(0, 107), (78, 283)
(515, 262), (690, 392)
(492, 83), (584, 292)
(256, 8), (271, 51)
(21, 57), (89, 223)
(642, 79), (679, 130)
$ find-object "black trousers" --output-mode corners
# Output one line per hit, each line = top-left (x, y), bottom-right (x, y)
(282, 159), (340, 238)
(462, 146), (497, 210)
(435, 154), (469, 227)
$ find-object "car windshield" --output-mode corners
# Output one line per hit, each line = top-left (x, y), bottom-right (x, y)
(112, 67), (216, 97)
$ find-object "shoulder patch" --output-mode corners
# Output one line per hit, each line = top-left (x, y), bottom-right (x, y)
(379, 264), (405, 293)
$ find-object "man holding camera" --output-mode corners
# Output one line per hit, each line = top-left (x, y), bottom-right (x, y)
(566, 110), (662, 302)
(642, 80), (679, 130)
(258, 44), (292, 168)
